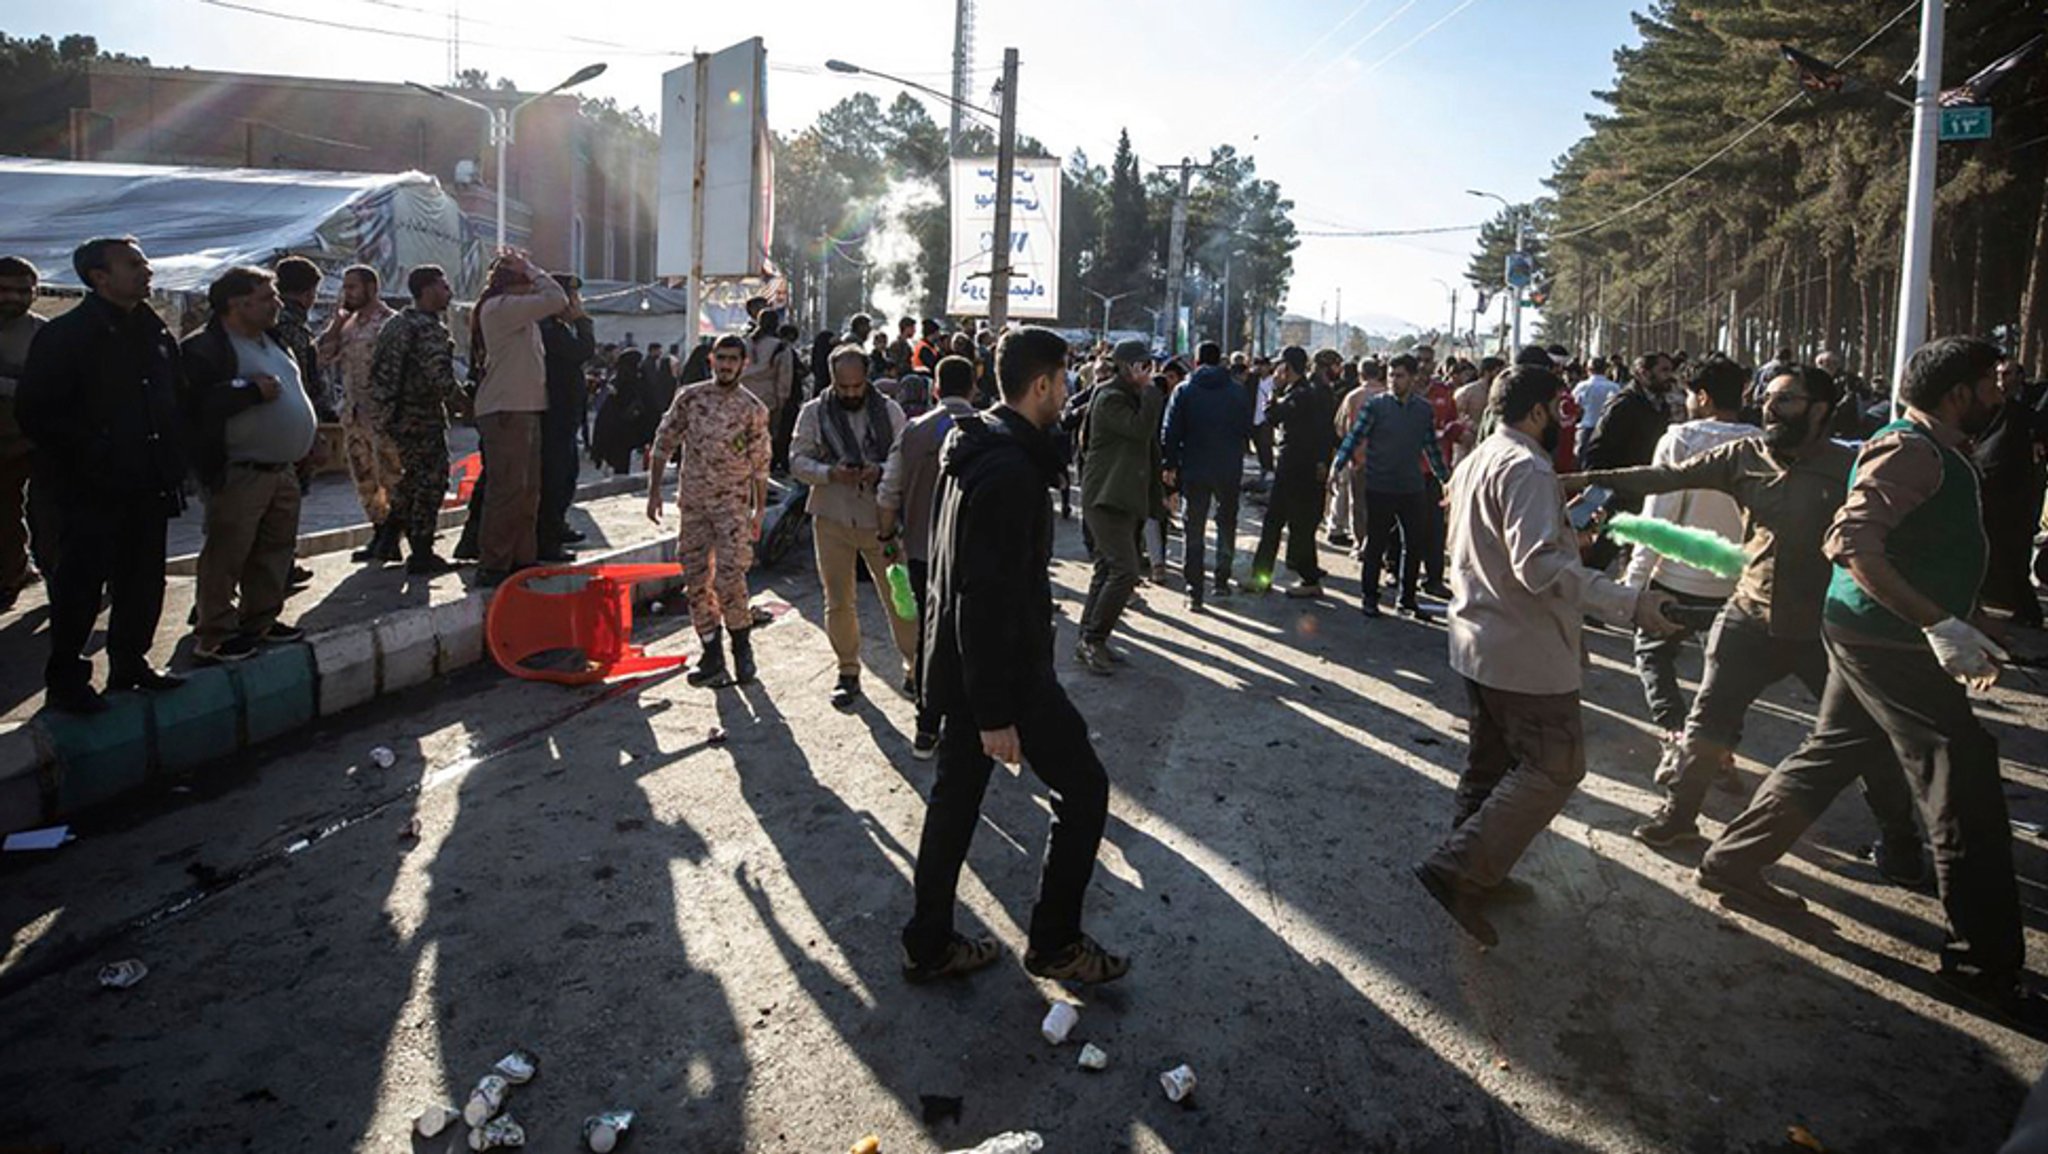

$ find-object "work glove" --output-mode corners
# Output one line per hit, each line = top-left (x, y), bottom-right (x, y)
(1922, 616), (2007, 691)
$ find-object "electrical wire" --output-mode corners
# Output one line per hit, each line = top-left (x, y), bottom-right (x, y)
(1549, 0), (1922, 242)
(196, 0), (688, 57)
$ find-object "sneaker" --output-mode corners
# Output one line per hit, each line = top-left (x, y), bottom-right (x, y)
(902, 933), (1002, 984)
(1632, 805), (1704, 848)
(1211, 578), (1235, 598)
(1025, 934), (1130, 984)
(912, 730), (940, 761)
(1421, 581), (1454, 601)
(559, 527), (587, 544)
(289, 564), (315, 587)
(107, 664), (187, 692)
(829, 674), (862, 709)
(1399, 601), (1436, 623)
(1074, 641), (1115, 676)
(1284, 582), (1324, 600)
(1327, 531), (1354, 548)
(1187, 591), (1206, 613)
(1695, 863), (1805, 913)
(1870, 836), (1931, 887)
(1360, 600), (1383, 619)
(254, 622), (304, 644)
(194, 635), (259, 664)
(1103, 644), (1128, 665)
(1411, 861), (1499, 947)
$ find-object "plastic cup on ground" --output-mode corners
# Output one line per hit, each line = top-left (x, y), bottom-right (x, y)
(584, 1109), (636, 1152)
(1159, 1064), (1197, 1102)
(464, 1074), (509, 1127)
(1040, 1001), (1078, 1044)
(415, 1104), (461, 1138)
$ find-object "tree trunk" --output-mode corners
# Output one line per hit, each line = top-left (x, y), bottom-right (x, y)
(2021, 181), (2048, 371)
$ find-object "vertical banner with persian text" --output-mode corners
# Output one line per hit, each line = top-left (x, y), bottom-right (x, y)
(947, 157), (1060, 319)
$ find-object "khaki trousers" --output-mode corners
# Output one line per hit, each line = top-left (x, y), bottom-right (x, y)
(1426, 679), (1586, 891)
(195, 464), (302, 649)
(477, 411), (542, 572)
(812, 515), (918, 679)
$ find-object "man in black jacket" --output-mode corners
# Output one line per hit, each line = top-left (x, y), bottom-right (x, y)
(16, 237), (188, 712)
(538, 274), (595, 561)
(901, 326), (1129, 988)
(1249, 345), (1337, 594)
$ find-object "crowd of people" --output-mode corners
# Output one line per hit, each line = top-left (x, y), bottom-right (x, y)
(2, 233), (2044, 1017)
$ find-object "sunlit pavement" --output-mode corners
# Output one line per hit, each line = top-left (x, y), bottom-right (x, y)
(2, 505), (2045, 1152)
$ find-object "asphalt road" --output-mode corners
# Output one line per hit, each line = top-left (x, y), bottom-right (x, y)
(4, 507), (2047, 1153)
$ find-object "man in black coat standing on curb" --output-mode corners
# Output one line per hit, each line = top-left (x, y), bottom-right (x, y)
(900, 326), (1130, 989)
(16, 237), (188, 713)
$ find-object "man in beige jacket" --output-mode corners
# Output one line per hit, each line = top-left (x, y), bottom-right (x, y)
(469, 252), (566, 585)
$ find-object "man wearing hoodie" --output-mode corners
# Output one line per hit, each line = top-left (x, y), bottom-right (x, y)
(880, 355), (979, 759)
(901, 325), (1128, 987)
(1161, 341), (1253, 610)
(1074, 339), (1155, 674)
(1618, 355), (1756, 754)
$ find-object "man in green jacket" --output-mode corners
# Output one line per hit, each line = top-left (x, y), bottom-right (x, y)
(1075, 339), (1156, 674)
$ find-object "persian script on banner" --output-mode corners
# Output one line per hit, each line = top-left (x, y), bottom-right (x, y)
(947, 157), (1061, 320)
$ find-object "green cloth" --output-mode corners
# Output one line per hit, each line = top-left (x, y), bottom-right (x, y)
(1824, 419), (1988, 643)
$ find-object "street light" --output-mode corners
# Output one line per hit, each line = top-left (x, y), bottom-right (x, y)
(407, 62), (608, 254)
(1082, 287), (1137, 348)
(1467, 188), (1526, 350)
(827, 51), (1022, 333)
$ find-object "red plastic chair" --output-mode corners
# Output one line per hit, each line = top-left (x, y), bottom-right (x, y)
(445, 451), (482, 509)
(484, 564), (689, 684)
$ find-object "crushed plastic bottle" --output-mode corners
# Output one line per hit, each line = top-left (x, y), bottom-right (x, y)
(583, 1109), (635, 1152)
(464, 1074), (510, 1127)
(97, 959), (150, 989)
(492, 1050), (538, 1084)
(886, 562), (918, 621)
(414, 1104), (461, 1138)
(468, 1112), (526, 1150)
(944, 1133), (1043, 1154)
(369, 746), (397, 769)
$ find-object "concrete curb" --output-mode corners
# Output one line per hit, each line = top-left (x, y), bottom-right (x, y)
(163, 473), (646, 576)
(0, 531), (687, 836)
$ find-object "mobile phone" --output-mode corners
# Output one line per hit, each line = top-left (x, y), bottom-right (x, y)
(1568, 484), (1611, 532)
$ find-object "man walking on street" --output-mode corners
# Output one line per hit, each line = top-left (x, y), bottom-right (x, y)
(645, 333), (769, 689)
(901, 325), (1128, 987)
(1333, 352), (1451, 619)
(1413, 365), (1677, 946)
(181, 266), (318, 664)
(1074, 339), (1155, 673)
(880, 355), (978, 757)
(1695, 337), (2030, 1017)
(739, 299), (796, 475)
(1249, 346), (1337, 596)
(1565, 362), (1924, 877)
(371, 265), (466, 575)
(17, 237), (188, 713)
(791, 344), (918, 708)
(316, 265), (403, 564)
(538, 274), (595, 562)
(1161, 341), (1252, 610)
(0, 255), (47, 609)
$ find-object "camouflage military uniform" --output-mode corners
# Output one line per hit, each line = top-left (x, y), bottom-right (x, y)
(651, 379), (770, 636)
(274, 299), (333, 419)
(370, 307), (463, 547)
(318, 300), (402, 523)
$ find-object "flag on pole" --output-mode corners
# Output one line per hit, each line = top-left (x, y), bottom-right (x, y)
(1940, 34), (2043, 107)
(1781, 44), (1849, 93)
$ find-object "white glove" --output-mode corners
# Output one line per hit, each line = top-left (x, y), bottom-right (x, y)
(1923, 617), (2008, 690)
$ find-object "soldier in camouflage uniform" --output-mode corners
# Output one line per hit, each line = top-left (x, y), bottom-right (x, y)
(315, 265), (402, 562)
(371, 265), (465, 575)
(646, 333), (770, 687)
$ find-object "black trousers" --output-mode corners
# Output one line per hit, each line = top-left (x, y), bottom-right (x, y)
(1704, 637), (2021, 984)
(46, 492), (168, 692)
(1420, 473), (1446, 586)
(903, 676), (1109, 962)
(539, 393), (582, 549)
(907, 557), (936, 736)
(1250, 466), (1324, 586)
(1181, 479), (1240, 593)
(1666, 607), (1917, 837)
(1361, 488), (1426, 604)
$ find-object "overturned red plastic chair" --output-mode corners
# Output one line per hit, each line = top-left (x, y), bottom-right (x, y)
(484, 564), (689, 684)
(444, 451), (482, 509)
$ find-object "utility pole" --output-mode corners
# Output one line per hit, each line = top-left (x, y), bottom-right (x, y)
(1891, 0), (1943, 403)
(949, 0), (975, 157)
(1448, 288), (1458, 353)
(1157, 158), (1212, 357)
(1511, 212), (1527, 350)
(987, 47), (1019, 333)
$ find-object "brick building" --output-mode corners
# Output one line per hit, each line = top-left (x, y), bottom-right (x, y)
(59, 62), (656, 284)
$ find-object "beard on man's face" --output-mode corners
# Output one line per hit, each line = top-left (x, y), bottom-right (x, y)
(1538, 408), (1562, 454)
(1764, 410), (1812, 449)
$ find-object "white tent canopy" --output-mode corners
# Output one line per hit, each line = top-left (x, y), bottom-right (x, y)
(0, 158), (472, 295)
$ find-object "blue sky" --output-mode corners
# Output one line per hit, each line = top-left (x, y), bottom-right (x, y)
(8, 0), (1643, 331)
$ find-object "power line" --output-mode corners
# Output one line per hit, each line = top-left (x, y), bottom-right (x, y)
(196, 0), (689, 57)
(1549, 0), (1921, 242)
(1297, 223), (1484, 237)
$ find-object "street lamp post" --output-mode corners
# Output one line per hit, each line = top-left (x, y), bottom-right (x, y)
(1468, 189), (1524, 350)
(1891, 0), (1943, 403)
(1082, 287), (1137, 348)
(827, 53), (1019, 332)
(1431, 277), (1459, 354)
(407, 63), (607, 255)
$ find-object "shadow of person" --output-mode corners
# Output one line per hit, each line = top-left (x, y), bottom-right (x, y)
(417, 666), (747, 1151)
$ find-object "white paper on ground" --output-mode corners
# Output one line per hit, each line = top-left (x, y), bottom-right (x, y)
(3, 825), (71, 851)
